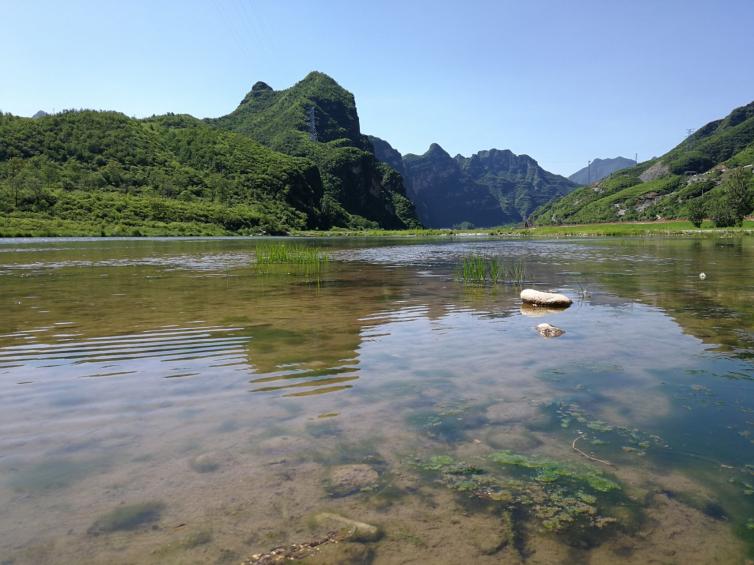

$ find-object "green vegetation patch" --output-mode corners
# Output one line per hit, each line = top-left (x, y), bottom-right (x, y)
(414, 452), (630, 536)
(456, 254), (527, 285)
(553, 402), (666, 456)
(489, 450), (619, 492)
(255, 242), (329, 265)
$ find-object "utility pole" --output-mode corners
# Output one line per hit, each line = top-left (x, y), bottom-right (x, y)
(635, 153), (638, 165)
(587, 160), (592, 185)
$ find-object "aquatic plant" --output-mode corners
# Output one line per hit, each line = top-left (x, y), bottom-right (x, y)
(457, 255), (490, 284)
(553, 402), (667, 456)
(489, 450), (620, 492)
(414, 451), (628, 536)
(253, 242), (330, 281)
(255, 242), (329, 265)
(456, 255), (527, 285)
(406, 402), (486, 442)
(505, 261), (527, 285)
(88, 501), (165, 533)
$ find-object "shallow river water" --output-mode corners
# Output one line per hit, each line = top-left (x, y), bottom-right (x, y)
(0, 236), (752, 564)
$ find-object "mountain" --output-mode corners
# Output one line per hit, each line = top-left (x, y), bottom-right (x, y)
(568, 157), (636, 185)
(531, 100), (754, 225)
(0, 110), (324, 235)
(31, 110), (49, 119)
(210, 72), (420, 230)
(370, 137), (577, 228)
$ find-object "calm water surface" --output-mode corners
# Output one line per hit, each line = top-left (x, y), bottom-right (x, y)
(0, 236), (752, 564)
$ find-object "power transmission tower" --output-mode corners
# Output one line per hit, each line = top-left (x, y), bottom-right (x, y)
(686, 128), (695, 150)
(307, 106), (317, 142)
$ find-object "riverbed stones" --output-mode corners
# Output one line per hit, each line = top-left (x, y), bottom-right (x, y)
(521, 289), (572, 307)
(536, 323), (565, 338)
(469, 514), (512, 555)
(483, 426), (543, 451)
(189, 452), (223, 473)
(313, 512), (382, 542)
(327, 464), (379, 497)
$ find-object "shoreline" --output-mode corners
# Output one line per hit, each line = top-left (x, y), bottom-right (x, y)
(1, 216), (753, 239)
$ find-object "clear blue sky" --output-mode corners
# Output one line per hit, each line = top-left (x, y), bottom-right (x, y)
(2, 0), (753, 176)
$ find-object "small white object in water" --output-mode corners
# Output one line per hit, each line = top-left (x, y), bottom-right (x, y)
(699, 272), (706, 280)
(536, 323), (565, 338)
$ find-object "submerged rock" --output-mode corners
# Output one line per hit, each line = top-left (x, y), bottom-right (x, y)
(485, 402), (545, 425)
(327, 464), (379, 497)
(536, 323), (565, 338)
(521, 289), (572, 307)
(88, 501), (164, 534)
(312, 512), (382, 542)
(469, 513), (512, 555)
(189, 452), (223, 473)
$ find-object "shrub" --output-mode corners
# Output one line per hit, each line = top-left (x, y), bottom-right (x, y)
(686, 198), (705, 228)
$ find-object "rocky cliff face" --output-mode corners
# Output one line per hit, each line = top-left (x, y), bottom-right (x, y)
(211, 72), (420, 229)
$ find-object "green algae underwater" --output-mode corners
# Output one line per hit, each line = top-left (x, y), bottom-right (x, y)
(0, 235), (752, 564)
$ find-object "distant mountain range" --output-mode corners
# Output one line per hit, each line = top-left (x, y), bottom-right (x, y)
(568, 157), (636, 185)
(369, 137), (576, 228)
(531, 100), (754, 225)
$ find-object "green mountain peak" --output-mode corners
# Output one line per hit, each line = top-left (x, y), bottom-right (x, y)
(211, 72), (420, 229)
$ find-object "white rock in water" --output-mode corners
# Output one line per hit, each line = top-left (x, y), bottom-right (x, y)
(520, 288), (572, 307)
(536, 323), (565, 338)
(699, 272), (706, 280)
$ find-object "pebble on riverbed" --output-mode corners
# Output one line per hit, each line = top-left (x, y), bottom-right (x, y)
(536, 323), (565, 338)
(313, 512), (382, 542)
(326, 464), (380, 497)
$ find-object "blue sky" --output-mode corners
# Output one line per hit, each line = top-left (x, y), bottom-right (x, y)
(2, 0), (753, 176)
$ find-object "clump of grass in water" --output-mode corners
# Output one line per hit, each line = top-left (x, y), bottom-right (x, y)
(254, 242), (329, 280)
(255, 242), (329, 266)
(456, 255), (526, 285)
(505, 261), (527, 285)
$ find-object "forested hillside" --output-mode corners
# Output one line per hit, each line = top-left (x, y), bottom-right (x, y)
(211, 72), (420, 229)
(532, 101), (754, 226)
(0, 111), (324, 235)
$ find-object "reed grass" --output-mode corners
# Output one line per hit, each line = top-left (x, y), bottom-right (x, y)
(456, 255), (527, 285)
(505, 261), (527, 285)
(254, 242), (330, 281)
(255, 242), (329, 265)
